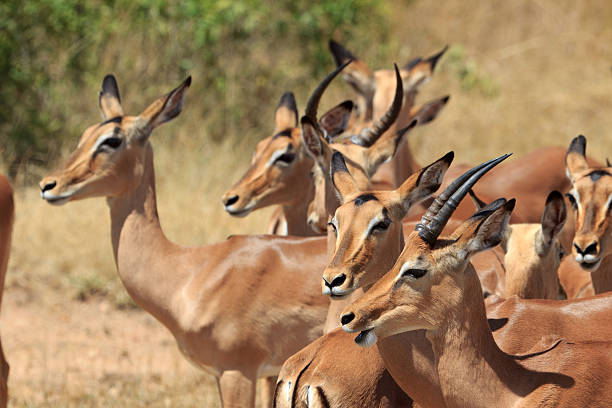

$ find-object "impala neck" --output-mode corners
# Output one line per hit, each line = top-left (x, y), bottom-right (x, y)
(591, 255), (612, 294)
(281, 182), (316, 236)
(426, 265), (540, 408)
(107, 144), (186, 332)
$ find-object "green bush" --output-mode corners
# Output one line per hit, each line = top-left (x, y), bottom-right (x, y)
(0, 0), (388, 178)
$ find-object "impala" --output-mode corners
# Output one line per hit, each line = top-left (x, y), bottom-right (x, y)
(0, 175), (13, 408)
(565, 134), (612, 293)
(342, 182), (612, 407)
(38, 74), (339, 407)
(276, 154), (510, 408)
(329, 40), (602, 225)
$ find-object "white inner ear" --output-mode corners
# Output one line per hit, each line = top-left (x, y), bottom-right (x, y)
(605, 192), (612, 211)
(90, 131), (118, 154)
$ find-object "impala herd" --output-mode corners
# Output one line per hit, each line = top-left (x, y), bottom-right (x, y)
(0, 39), (608, 407)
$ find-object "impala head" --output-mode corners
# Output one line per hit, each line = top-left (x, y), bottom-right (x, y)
(339, 154), (513, 346)
(322, 151), (454, 297)
(222, 61), (353, 217)
(40, 75), (190, 204)
(328, 40), (448, 118)
(565, 135), (612, 271)
(503, 191), (567, 298)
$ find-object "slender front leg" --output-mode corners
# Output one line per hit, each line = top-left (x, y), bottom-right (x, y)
(260, 376), (278, 408)
(218, 370), (256, 408)
(0, 337), (8, 408)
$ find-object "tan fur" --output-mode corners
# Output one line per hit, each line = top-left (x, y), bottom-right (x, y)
(39, 76), (333, 408)
(343, 203), (612, 407)
(565, 136), (612, 293)
(0, 175), (13, 408)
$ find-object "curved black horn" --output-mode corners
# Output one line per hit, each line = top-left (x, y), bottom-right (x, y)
(305, 59), (352, 122)
(416, 153), (512, 245)
(352, 64), (404, 147)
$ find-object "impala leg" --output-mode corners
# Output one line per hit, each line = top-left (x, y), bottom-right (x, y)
(0, 337), (8, 408)
(218, 370), (256, 408)
(259, 376), (277, 408)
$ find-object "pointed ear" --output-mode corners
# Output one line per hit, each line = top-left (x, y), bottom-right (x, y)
(393, 152), (453, 215)
(331, 151), (359, 202)
(328, 40), (375, 99)
(139, 76), (191, 131)
(99, 74), (124, 120)
(456, 199), (515, 259)
(565, 135), (589, 181)
(540, 191), (567, 248)
(365, 119), (418, 177)
(301, 116), (332, 166)
(402, 45), (448, 92)
(274, 91), (298, 131)
(319, 100), (353, 140)
(411, 95), (450, 125)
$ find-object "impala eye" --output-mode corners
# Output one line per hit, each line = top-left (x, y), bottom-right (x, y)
(274, 153), (295, 166)
(100, 137), (122, 150)
(401, 268), (428, 279)
(371, 219), (391, 233)
(565, 193), (577, 210)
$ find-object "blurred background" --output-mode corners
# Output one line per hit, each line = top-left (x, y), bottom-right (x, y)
(1, 0), (611, 406)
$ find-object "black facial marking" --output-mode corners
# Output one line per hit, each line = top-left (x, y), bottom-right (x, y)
(587, 170), (610, 181)
(354, 194), (378, 207)
(99, 116), (123, 127)
(272, 129), (293, 139)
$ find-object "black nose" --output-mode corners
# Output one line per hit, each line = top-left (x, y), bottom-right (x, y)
(574, 242), (598, 256)
(341, 312), (355, 326)
(41, 181), (57, 192)
(323, 273), (346, 289)
(224, 195), (239, 206)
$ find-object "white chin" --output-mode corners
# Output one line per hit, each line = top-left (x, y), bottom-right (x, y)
(355, 329), (378, 348)
(44, 196), (71, 206)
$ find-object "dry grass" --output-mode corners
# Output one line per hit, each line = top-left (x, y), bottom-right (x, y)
(3, 0), (612, 405)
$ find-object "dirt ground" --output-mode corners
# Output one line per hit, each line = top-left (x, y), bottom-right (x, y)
(0, 287), (225, 407)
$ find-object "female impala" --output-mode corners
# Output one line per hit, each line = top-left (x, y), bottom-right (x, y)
(342, 191), (612, 407)
(38, 74), (337, 407)
(0, 175), (13, 408)
(565, 135), (612, 293)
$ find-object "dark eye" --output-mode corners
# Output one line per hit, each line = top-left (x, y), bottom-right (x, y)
(402, 268), (428, 279)
(100, 137), (122, 149)
(371, 219), (391, 233)
(327, 222), (337, 234)
(565, 193), (577, 210)
(274, 153), (295, 165)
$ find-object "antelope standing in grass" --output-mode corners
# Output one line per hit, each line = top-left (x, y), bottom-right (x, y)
(565, 135), (612, 293)
(0, 175), (13, 408)
(38, 74), (342, 408)
(341, 182), (612, 407)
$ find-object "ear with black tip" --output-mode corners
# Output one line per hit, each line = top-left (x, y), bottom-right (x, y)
(393, 151), (454, 216)
(328, 39), (375, 101)
(138, 76), (191, 133)
(468, 189), (487, 211)
(301, 115), (332, 167)
(411, 95), (450, 125)
(329, 40), (356, 67)
(459, 199), (515, 259)
(540, 191), (567, 248)
(565, 135), (589, 180)
(606, 158), (611, 167)
(331, 151), (359, 201)
(99, 74), (124, 120)
(426, 45), (449, 71)
(275, 91), (298, 131)
(319, 100), (354, 140)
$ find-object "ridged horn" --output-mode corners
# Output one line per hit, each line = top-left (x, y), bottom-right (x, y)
(351, 64), (404, 147)
(416, 153), (512, 245)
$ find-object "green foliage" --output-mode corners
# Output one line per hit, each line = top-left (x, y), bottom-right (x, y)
(0, 0), (388, 178)
(443, 45), (500, 98)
